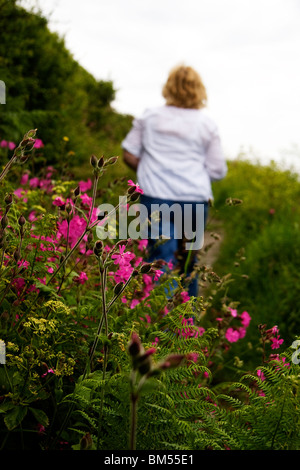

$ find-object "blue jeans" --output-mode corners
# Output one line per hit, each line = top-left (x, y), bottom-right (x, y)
(139, 194), (208, 297)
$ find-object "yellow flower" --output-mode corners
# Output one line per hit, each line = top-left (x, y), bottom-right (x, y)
(63, 136), (69, 142)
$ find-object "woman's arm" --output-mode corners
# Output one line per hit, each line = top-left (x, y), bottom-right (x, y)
(123, 150), (140, 171)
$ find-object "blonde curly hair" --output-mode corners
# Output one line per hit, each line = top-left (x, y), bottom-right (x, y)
(162, 65), (207, 109)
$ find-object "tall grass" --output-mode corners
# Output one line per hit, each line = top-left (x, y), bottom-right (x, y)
(211, 158), (300, 368)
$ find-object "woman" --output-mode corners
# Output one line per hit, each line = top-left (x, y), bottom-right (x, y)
(122, 65), (227, 296)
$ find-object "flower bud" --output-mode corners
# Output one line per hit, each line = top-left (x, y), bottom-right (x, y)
(25, 129), (37, 139)
(4, 193), (13, 205)
(130, 192), (140, 202)
(93, 240), (103, 257)
(113, 281), (124, 296)
(1, 215), (8, 229)
(127, 185), (137, 195)
(13, 249), (20, 262)
(74, 186), (80, 198)
(80, 433), (93, 450)
(18, 215), (26, 226)
(19, 155), (29, 164)
(128, 332), (142, 358)
(138, 356), (152, 375)
(159, 354), (185, 370)
(90, 154), (98, 168)
(105, 156), (118, 166)
(98, 156), (105, 168)
(140, 263), (152, 274)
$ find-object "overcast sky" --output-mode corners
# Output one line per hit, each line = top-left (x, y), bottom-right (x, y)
(21, 0), (300, 168)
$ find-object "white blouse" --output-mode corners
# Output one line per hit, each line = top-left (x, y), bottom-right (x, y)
(121, 105), (227, 202)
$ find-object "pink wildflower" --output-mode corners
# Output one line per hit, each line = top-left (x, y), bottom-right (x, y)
(57, 215), (86, 248)
(79, 179), (92, 192)
(180, 291), (190, 303)
(128, 179), (143, 194)
(225, 327), (240, 343)
(154, 269), (164, 281)
(137, 239), (148, 251)
(130, 299), (140, 309)
(14, 187), (27, 200)
(228, 307), (238, 317)
(240, 311), (251, 328)
(270, 335), (284, 349)
(167, 260), (173, 270)
(29, 177), (39, 188)
(41, 368), (55, 378)
(74, 271), (88, 284)
(20, 173), (29, 185)
(257, 369), (266, 381)
(186, 352), (198, 363)
(12, 277), (26, 295)
(80, 193), (93, 206)
(17, 260), (30, 269)
(53, 196), (65, 207)
(238, 327), (247, 339)
(111, 245), (135, 266)
(8, 142), (16, 150)
(0, 140), (7, 147)
(34, 138), (44, 149)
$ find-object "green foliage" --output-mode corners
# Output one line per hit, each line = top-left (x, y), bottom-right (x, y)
(211, 158), (300, 366)
(0, 0), (132, 167)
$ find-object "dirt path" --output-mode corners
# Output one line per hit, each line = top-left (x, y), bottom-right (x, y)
(198, 219), (224, 268)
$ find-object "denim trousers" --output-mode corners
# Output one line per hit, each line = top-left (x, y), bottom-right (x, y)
(139, 194), (208, 297)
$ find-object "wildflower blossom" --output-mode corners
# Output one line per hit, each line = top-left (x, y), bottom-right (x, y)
(8, 142), (16, 150)
(240, 311), (251, 328)
(128, 179), (143, 194)
(57, 215), (87, 248)
(225, 327), (240, 343)
(29, 177), (39, 188)
(257, 369), (266, 381)
(78, 179), (92, 192)
(33, 139), (44, 149)
(228, 307), (237, 317)
(270, 335), (284, 349)
(180, 291), (190, 303)
(53, 196), (65, 207)
(17, 260), (30, 269)
(111, 244), (135, 267)
(80, 193), (93, 206)
(20, 173), (29, 185)
(74, 271), (88, 284)
(137, 239), (148, 251)
(154, 269), (163, 281)
(41, 368), (55, 378)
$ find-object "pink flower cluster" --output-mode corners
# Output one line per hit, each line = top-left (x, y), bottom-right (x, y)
(1, 137), (44, 150)
(177, 316), (205, 340)
(217, 307), (252, 344)
(0, 140), (16, 150)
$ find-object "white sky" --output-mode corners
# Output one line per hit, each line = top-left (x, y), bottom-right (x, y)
(20, 0), (300, 168)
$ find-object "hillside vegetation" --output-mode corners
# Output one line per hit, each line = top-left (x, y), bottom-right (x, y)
(0, 0), (132, 171)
